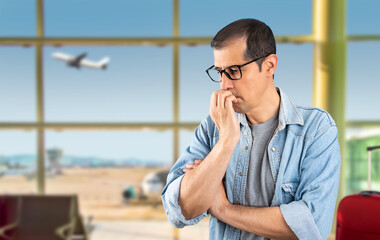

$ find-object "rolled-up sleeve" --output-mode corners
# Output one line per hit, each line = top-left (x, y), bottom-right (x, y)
(161, 117), (213, 228)
(280, 124), (341, 240)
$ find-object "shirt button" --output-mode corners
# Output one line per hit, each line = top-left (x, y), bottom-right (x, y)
(233, 228), (237, 231)
(245, 146), (248, 150)
(271, 147), (276, 152)
(236, 201), (240, 205)
(239, 172), (243, 176)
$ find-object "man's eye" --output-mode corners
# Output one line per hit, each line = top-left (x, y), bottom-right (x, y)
(228, 68), (239, 73)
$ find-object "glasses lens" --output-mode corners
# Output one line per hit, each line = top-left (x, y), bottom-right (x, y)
(207, 69), (221, 82)
(225, 66), (241, 80)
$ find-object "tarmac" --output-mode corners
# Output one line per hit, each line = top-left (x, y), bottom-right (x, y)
(91, 219), (336, 240)
(91, 219), (210, 240)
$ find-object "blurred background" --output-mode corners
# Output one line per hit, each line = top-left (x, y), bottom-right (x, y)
(0, 0), (379, 239)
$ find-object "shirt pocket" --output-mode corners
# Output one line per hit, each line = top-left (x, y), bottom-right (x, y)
(281, 179), (300, 203)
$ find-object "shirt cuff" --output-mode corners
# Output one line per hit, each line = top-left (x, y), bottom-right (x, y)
(162, 174), (208, 228)
(280, 200), (322, 240)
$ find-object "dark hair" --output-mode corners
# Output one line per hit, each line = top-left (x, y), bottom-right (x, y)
(211, 18), (276, 71)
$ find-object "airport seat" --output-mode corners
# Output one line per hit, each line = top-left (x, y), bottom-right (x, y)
(0, 195), (88, 240)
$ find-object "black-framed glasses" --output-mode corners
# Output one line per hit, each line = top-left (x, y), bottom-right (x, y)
(205, 54), (270, 82)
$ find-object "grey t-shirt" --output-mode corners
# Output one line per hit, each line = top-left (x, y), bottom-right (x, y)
(240, 112), (279, 240)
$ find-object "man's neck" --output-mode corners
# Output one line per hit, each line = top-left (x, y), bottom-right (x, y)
(245, 87), (280, 125)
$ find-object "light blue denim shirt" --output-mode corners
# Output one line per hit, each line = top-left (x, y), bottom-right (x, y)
(161, 87), (341, 240)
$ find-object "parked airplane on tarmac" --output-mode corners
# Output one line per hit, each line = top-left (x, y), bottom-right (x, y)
(52, 52), (110, 70)
(122, 169), (170, 205)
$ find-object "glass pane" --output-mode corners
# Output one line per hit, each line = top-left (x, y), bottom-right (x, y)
(0, 47), (36, 121)
(0, 130), (37, 194)
(180, 0), (312, 36)
(44, 46), (172, 122)
(45, 130), (172, 221)
(347, 42), (380, 120)
(45, 0), (172, 37)
(275, 43), (313, 107)
(346, 128), (380, 195)
(0, 1), (35, 36)
(180, 46), (218, 122)
(348, 0), (380, 35)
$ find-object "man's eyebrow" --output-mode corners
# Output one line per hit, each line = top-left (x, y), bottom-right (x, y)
(214, 64), (238, 71)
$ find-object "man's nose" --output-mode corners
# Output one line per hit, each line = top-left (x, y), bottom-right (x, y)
(220, 73), (234, 90)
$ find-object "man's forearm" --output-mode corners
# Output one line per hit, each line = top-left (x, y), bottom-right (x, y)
(215, 204), (298, 240)
(178, 139), (237, 220)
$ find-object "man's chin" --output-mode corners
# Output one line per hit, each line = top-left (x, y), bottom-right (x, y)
(232, 105), (245, 114)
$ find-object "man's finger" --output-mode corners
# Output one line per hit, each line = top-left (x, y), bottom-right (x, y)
(186, 163), (195, 168)
(210, 91), (218, 110)
(217, 92), (223, 109)
(218, 91), (233, 109)
(225, 94), (237, 112)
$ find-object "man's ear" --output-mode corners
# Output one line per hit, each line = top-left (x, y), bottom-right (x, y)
(264, 54), (278, 77)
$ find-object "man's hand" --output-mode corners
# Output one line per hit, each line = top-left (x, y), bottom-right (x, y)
(210, 90), (240, 144)
(182, 159), (203, 173)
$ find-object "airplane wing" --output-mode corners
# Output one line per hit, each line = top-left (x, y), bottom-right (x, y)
(76, 53), (87, 61)
(52, 52), (75, 62)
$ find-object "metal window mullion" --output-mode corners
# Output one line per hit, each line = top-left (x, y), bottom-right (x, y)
(172, 0), (180, 240)
(0, 35), (318, 46)
(36, 0), (45, 195)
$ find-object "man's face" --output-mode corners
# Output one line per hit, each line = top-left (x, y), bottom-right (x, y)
(213, 38), (271, 114)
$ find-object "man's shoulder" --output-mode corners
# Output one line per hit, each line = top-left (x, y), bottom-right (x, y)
(200, 114), (219, 137)
(292, 105), (337, 140)
(296, 105), (336, 126)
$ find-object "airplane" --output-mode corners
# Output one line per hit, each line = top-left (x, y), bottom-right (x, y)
(122, 169), (170, 205)
(52, 52), (110, 70)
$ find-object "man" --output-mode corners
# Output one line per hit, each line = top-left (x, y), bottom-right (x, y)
(161, 19), (341, 240)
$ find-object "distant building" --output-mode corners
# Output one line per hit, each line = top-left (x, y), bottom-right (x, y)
(46, 148), (63, 175)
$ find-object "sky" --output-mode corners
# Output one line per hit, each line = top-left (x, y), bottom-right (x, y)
(0, 0), (379, 165)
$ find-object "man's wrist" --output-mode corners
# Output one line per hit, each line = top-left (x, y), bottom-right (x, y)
(219, 136), (240, 149)
(216, 201), (232, 222)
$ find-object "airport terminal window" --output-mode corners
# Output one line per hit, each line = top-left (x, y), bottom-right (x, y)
(44, 46), (173, 122)
(0, 130), (37, 194)
(180, 0), (312, 36)
(346, 42), (380, 121)
(45, 130), (172, 221)
(347, 0), (380, 35)
(274, 43), (313, 107)
(180, 45), (217, 122)
(44, 0), (172, 37)
(0, 1), (36, 36)
(0, 47), (36, 121)
(346, 127), (380, 195)
(1, 0), (380, 239)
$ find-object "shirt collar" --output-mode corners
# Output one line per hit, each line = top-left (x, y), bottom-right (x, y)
(237, 87), (304, 130)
